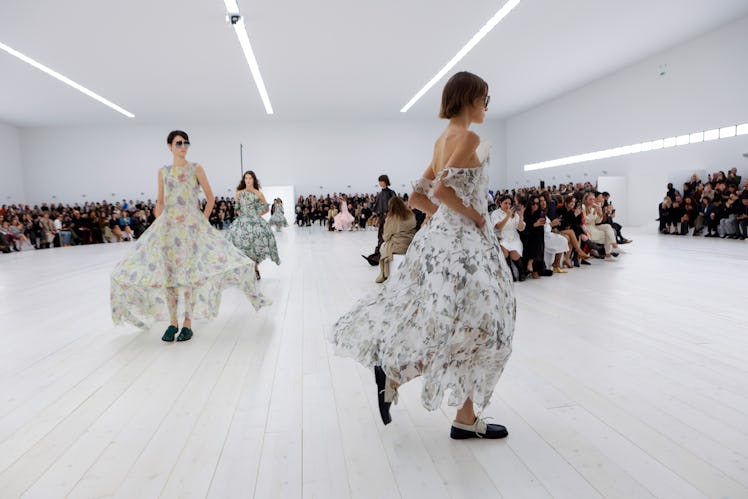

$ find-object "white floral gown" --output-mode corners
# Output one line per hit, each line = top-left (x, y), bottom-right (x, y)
(111, 163), (269, 328)
(330, 147), (516, 411)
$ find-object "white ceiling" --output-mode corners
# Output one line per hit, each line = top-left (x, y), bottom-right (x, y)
(1, 0), (747, 127)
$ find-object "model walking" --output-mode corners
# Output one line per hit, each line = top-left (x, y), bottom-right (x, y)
(268, 198), (288, 231)
(111, 131), (269, 341)
(329, 72), (516, 439)
(225, 171), (280, 280)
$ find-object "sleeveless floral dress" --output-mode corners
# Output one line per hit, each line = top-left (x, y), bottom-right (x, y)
(225, 190), (280, 265)
(110, 163), (269, 328)
(269, 203), (288, 229)
(329, 146), (516, 411)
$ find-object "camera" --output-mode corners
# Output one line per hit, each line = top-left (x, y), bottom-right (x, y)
(227, 13), (241, 25)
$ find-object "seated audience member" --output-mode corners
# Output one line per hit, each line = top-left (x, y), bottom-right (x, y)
(719, 193), (740, 238)
(583, 192), (618, 260)
(726, 167), (742, 187)
(491, 195), (526, 281)
(669, 195), (685, 235)
(680, 196), (698, 235)
(704, 195), (725, 237)
(658, 196), (673, 234)
(600, 192), (632, 243)
(376, 197), (417, 283)
(108, 212), (122, 242)
(118, 212), (134, 241)
(39, 212), (56, 248)
(556, 195), (591, 265)
(540, 196), (570, 273)
(736, 190), (748, 240)
(521, 194), (551, 278)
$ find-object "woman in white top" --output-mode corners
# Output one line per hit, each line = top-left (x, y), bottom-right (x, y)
(583, 192), (618, 260)
(540, 196), (570, 273)
(491, 195), (525, 281)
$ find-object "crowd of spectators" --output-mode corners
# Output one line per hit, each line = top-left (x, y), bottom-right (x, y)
(294, 193), (382, 231)
(0, 196), (239, 253)
(658, 167), (747, 239)
(294, 179), (633, 281)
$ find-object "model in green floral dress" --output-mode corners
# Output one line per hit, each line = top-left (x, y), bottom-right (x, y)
(225, 171), (280, 279)
(111, 131), (269, 341)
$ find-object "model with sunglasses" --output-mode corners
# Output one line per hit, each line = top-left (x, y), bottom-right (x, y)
(111, 130), (269, 341)
(225, 170), (280, 279)
(329, 72), (516, 439)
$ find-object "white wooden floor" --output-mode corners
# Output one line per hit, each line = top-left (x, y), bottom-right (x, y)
(0, 226), (746, 499)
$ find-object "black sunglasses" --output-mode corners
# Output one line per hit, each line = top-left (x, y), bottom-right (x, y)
(484, 95), (491, 109)
(173, 140), (190, 148)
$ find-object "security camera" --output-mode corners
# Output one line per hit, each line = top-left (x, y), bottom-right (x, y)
(227, 13), (241, 25)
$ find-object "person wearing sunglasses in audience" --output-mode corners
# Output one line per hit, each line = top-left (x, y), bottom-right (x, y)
(111, 130), (269, 342)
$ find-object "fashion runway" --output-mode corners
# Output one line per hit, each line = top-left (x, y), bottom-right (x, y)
(0, 227), (746, 498)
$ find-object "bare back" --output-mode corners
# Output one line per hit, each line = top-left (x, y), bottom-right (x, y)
(429, 128), (481, 179)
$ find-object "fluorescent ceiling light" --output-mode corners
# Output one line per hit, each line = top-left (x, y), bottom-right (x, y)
(737, 123), (748, 136)
(663, 137), (676, 148)
(719, 125), (736, 139)
(224, 1), (273, 114)
(0, 40), (134, 118)
(676, 134), (690, 146)
(689, 132), (704, 143)
(703, 129), (719, 141)
(400, 0), (521, 113)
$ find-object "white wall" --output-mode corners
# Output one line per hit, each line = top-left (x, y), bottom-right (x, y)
(0, 121), (25, 204)
(505, 15), (748, 225)
(18, 117), (507, 205)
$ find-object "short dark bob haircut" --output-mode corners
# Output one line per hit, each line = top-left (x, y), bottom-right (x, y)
(167, 130), (189, 144)
(439, 72), (488, 119)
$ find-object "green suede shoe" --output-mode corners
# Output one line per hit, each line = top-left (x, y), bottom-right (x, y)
(176, 327), (193, 342)
(162, 325), (178, 342)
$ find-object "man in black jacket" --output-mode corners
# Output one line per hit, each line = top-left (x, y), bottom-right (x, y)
(363, 174), (397, 266)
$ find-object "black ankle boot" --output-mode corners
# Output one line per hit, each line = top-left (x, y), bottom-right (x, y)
(505, 257), (517, 281)
(513, 258), (526, 281)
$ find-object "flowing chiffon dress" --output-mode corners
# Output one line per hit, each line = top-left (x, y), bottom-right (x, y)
(110, 163), (269, 328)
(329, 146), (516, 411)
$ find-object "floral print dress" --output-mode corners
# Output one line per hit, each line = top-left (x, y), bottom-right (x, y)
(225, 190), (280, 265)
(329, 147), (516, 412)
(269, 204), (288, 229)
(110, 163), (269, 328)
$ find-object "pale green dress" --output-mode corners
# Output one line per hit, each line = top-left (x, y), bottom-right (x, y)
(110, 163), (269, 328)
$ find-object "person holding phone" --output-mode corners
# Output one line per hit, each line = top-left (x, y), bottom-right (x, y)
(491, 195), (525, 281)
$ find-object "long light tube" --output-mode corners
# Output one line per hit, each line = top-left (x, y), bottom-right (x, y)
(0, 40), (135, 118)
(224, 0), (273, 114)
(523, 121), (748, 171)
(400, 0), (521, 113)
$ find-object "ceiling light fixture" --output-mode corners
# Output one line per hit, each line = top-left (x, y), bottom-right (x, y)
(524, 121), (748, 171)
(0, 40), (134, 118)
(400, 0), (521, 113)
(224, 0), (273, 114)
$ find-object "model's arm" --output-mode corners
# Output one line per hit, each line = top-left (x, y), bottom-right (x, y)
(195, 164), (214, 217)
(257, 190), (269, 216)
(155, 169), (164, 218)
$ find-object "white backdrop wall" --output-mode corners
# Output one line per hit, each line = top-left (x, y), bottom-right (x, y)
(505, 15), (748, 225)
(18, 118), (507, 205)
(0, 121), (25, 204)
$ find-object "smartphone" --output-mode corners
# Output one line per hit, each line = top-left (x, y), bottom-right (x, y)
(540, 180), (545, 189)
(539, 210), (546, 219)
